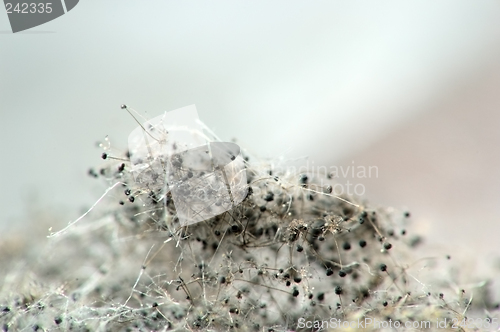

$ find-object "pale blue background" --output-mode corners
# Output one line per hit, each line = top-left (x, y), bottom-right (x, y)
(1, 1), (499, 266)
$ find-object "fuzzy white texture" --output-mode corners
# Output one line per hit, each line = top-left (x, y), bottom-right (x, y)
(0, 110), (498, 331)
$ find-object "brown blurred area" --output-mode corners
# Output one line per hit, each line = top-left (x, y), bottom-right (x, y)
(339, 60), (500, 262)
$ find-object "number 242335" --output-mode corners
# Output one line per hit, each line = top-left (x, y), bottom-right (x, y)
(5, 3), (53, 14)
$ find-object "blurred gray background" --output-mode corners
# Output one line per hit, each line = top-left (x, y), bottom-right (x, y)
(1, 1), (499, 262)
